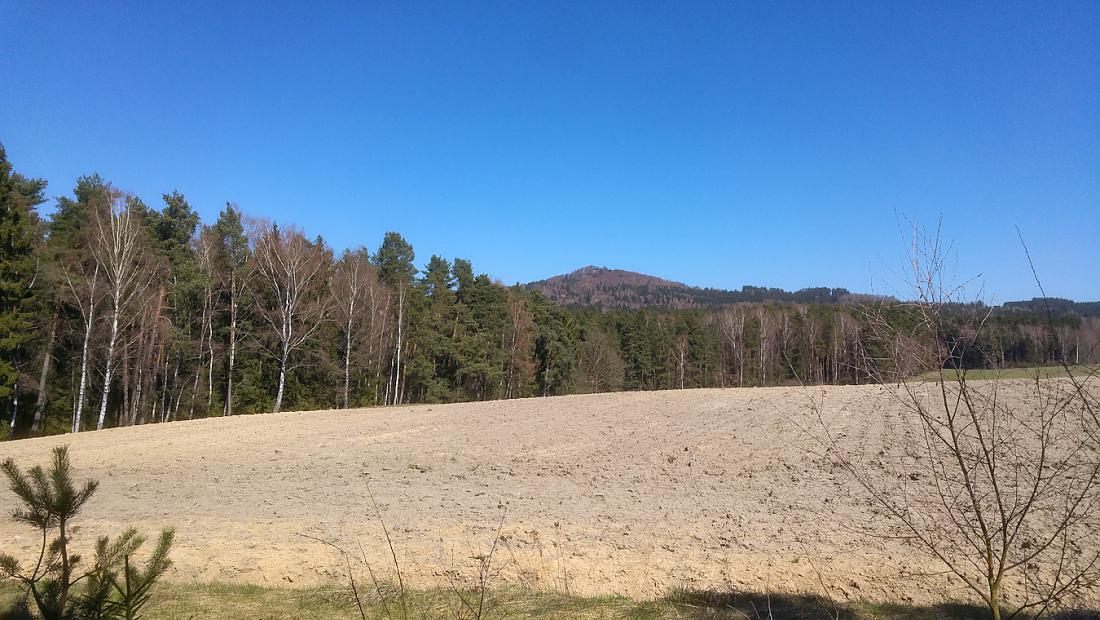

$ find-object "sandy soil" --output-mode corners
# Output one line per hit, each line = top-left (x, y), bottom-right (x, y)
(0, 384), (1084, 603)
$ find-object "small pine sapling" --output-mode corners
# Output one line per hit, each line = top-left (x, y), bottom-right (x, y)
(0, 445), (97, 619)
(0, 446), (174, 620)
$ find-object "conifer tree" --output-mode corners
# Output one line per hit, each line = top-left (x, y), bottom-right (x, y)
(213, 204), (250, 416)
(372, 232), (416, 405)
(0, 144), (46, 435)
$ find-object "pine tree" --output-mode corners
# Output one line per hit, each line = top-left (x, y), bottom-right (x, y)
(0, 144), (46, 435)
(417, 255), (457, 402)
(529, 292), (577, 396)
(213, 203), (250, 416)
(372, 232), (416, 405)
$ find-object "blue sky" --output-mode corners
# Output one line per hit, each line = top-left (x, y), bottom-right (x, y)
(2, 1), (1097, 301)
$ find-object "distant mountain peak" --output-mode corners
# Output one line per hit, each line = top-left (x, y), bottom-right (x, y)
(525, 267), (856, 309)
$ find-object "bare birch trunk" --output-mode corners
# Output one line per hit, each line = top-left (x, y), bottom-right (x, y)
(506, 326), (517, 399)
(206, 306), (214, 410)
(392, 285), (405, 406)
(7, 379), (17, 436)
(96, 306), (120, 430)
(132, 361), (143, 427)
(274, 342), (289, 414)
(225, 282), (238, 416)
(122, 346), (130, 425)
(188, 286), (209, 420)
(70, 266), (100, 433)
(343, 318), (353, 409)
(73, 305), (94, 432)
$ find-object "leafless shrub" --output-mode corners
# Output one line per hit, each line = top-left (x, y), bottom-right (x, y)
(443, 510), (508, 620)
(807, 221), (1100, 619)
(307, 482), (514, 620)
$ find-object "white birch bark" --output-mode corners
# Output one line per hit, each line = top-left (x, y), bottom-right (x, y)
(91, 193), (150, 431)
(252, 223), (330, 415)
(96, 309), (120, 430)
(391, 285), (405, 405)
(65, 264), (100, 433)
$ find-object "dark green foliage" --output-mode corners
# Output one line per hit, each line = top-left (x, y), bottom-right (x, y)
(79, 528), (174, 620)
(47, 176), (107, 255)
(0, 144), (45, 413)
(1004, 297), (1100, 318)
(372, 232), (416, 288)
(529, 292), (578, 396)
(211, 204), (248, 274)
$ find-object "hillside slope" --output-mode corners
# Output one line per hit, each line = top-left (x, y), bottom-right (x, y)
(525, 266), (855, 309)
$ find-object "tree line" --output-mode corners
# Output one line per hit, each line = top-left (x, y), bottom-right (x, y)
(2, 145), (1098, 437)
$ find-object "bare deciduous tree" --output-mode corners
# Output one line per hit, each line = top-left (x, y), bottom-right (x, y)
(800, 306), (823, 384)
(504, 290), (534, 399)
(90, 191), (152, 431)
(188, 226), (219, 419)
(808, 223), (1100, 619)
(579, 327), (625, 393)
(364, 270), (392, 406)
(756, 306), (773, 386)
(720, 307), (748, 387)
(384, 283), (408, 407)
(332, 248), (378, 409)
(671, 334), (689, 389)
(251, 223), (331, 413)
(62, 261), (100, 433)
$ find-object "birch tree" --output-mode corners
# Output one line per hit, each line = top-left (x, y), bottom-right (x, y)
(756, 306), (772, 386)
(62, 261), (99, 432)
(576, 325), (623, 393)
(504, 289), (533, 398)
(251, 223), (331, 413)
(800, 306), (823, 384)
(719, 307), (748, 387)
(365, 265), (392, 404)
(90, 191), (151, 430)
(388, 284), (407, 406)
(188, 226), (218, 419)
(332, 248), (377, 409)
(671, 333), (689, 389)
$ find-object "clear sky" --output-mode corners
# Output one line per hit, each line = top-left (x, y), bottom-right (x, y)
(1, 1), (1097, 301)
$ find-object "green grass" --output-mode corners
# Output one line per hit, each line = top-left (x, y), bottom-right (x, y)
(0, 579), (1042, 620)
(916, 365), (1099, 382)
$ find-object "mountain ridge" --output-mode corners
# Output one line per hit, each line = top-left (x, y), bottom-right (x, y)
(524, 266), (1100, 315)
(524, 266), (862, 309)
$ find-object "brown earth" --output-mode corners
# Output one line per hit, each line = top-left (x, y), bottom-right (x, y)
(0, 384), (1072, 603)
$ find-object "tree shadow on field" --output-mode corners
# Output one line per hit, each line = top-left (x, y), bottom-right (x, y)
(661, 588), (1100, 620)
(663, 588), (865, 619)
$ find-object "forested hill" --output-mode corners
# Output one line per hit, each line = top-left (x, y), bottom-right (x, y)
(1001, 298), (1100, 318)
(525, 266), (863, 309)
(527, 268), (1100, 315)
